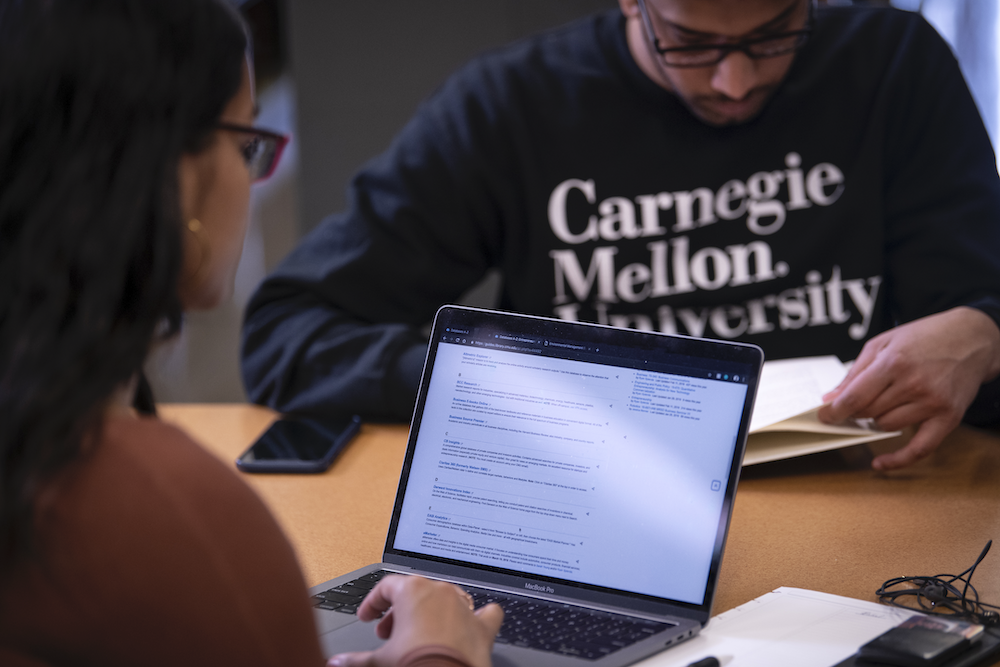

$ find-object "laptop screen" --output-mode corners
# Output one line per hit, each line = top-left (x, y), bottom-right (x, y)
(387, 307), (761, 609)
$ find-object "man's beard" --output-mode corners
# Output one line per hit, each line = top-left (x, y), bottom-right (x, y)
(685, 83), (780, 126)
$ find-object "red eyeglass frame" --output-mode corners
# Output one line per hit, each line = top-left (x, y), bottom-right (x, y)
(217, 122), (290, 182)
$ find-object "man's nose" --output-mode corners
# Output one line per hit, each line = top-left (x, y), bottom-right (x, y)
(710, 50), (758, 100)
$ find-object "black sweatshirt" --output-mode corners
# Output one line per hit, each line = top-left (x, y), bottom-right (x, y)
(242, 6), (1000, 423)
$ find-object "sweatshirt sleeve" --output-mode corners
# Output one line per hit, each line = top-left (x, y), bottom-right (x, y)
(881, 15), (1000, 331)
(877, 15), (1000, 425)
(242, 60), (514, 422)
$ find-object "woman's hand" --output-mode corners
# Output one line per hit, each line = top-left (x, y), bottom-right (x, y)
(327, 575), (504, 667)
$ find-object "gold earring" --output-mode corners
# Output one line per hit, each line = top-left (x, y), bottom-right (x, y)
(185, 219), (211, 278)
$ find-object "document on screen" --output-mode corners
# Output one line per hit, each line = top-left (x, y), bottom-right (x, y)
(393, 343), (748, 605)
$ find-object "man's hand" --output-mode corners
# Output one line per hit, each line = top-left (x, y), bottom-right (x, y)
(818, 307), (1000, 471)
(327, 575), (504, 667)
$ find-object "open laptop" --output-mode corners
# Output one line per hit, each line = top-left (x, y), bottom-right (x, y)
(310, 306), (763, 666)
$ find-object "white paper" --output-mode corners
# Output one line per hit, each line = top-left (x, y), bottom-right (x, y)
(636, 587), (914, 667)
(749, 356), (848, 432)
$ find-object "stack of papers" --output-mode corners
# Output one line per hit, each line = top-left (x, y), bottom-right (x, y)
(744, 356), (902, 466)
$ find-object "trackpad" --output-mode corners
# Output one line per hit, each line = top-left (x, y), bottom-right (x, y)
(320, 618), (384, 657)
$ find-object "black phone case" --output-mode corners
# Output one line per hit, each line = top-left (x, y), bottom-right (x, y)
(235, 415), (362, 473)
(835, 629), (1000, 667)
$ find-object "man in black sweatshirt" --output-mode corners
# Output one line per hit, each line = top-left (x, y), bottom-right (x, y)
(242, 0), (1000, 471)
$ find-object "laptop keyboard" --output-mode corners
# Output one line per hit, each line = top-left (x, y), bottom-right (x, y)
(312, 569), (388, 614)
(313, 570), (673, 660)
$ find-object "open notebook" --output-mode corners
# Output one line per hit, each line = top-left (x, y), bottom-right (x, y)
(744, 356), (902, 466)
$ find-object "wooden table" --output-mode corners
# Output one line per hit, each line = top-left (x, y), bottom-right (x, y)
(160, 404), (1000, 615)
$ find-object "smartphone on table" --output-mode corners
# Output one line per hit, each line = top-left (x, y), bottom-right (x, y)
(235, 414), (362, 473)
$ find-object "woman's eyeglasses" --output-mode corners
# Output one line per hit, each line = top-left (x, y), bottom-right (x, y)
(217, 122), (290, 182)
(637, 0), (812, 68)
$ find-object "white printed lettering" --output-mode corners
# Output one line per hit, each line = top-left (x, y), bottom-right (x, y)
(676, 308), (711, 337)
(657, 305), (678, 335)
(710, 305), (749, 338)
(636, 193), (672, 237)
(784, 152), (812, 210)
(672, 188), (717, 232)
(825, 265), (851, 324)
(616, 263), (651, 303)
(549, 247), (618, 304)
(715, 180), (748, 220)
(844, 276), (882, 340)
(745, 298), (775, 334)
(598, 197), (640, 241)
(690, 246), (732, 291)
(806, 163), (845, 206)
(548, 178), (599, 244)
(727, 241), (776, 286)
(777, 287), (809, 330)
(609, 313), (654, 330)
(647, 240), (670, 297)
(671, 235), (695, 294)
(805, 270), (829, 326)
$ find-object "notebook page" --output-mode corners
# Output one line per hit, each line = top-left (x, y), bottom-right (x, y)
(635, 587), (913, 667)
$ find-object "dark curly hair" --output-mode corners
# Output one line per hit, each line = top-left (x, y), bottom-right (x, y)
(0, 0), (247, 569)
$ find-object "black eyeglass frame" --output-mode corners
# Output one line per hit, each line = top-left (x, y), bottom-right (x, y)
(216, 122), (290, 182)
(636, 0), (814, 69)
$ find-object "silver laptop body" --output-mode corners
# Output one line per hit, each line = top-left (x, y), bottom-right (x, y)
(311, 306), (763, 666)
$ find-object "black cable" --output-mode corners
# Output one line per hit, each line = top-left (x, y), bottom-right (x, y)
(877, 540), (1000, 628)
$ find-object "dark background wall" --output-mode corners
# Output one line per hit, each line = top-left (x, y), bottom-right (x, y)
(287, 0), (618, 234)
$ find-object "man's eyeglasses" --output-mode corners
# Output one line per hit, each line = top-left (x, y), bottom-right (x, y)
(636, 0), (812, 68)
(217, 122), (290, 182)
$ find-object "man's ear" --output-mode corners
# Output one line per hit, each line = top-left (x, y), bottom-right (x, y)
(619, 0), (640, 19)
